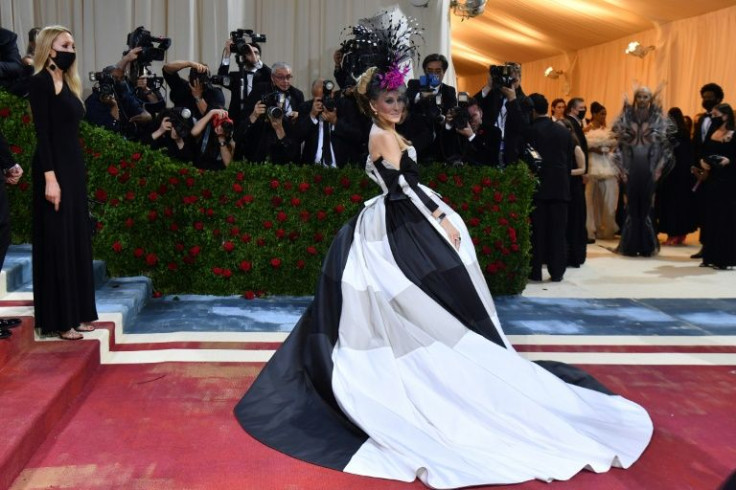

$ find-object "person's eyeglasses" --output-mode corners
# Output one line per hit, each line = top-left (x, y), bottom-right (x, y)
(273, 74), (293, 81)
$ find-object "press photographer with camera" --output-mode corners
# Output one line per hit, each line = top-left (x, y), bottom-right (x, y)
(85, 60), (151, 140)
(217, 30), (271, 126)
(234, 62), (303, 164)
(162, 60), (225, 121)
(131, 66), (166, 119)
(122, 27), (169, 119)
(189, 107), (236, 170)
(145, 107), (196, 164)
(440, 94), (498, 166)
(405, 54), (457, 163)
(296, 78), (367, 168)
(474, 62), (529, 167)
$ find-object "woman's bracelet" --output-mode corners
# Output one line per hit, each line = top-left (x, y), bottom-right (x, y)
(436, 212), (447, 223)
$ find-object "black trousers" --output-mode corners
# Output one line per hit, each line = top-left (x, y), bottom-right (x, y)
(0, 177), (10, 271)
(531, 200), (569, 280)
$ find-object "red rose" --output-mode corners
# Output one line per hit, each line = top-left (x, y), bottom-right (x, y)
(232, 183), (243, 193)
(468, 217), (480, 227)
(493, 192), (503, 203)
(139, 178), (147, 187)
(175, 243), (185, 252)
(510, 212), (519, 219)
(438, 173), (448, 183)
(223, 241), (235, 252)
(481, 245), (492, 256)
(222, 269), (232, 279)
(182, 256), (194, 265)
(263, 220), (273, 229)
(277, 211), (288, 222)
(483, 226), (492, 235)
(296, 259), (306, 269)
(323, 186), (334, 196)
(153, 291), (163, 298)
(148, 210), (158, 221)
(125, 191), (135, 201)
(454, 175), (463, 187)
(230, 226), (240, 237)
(145, 253), (158, 266)
(212, 267), (223, 276)
(9, 145), (22, 154)
(334, 204), (345, 214)
(189, 246), (201, 256)
(511, 243), (520, 252)
(275, 228), (286, 239)
(244, 194), (254, 203)
(239, 260), (252, 272)
(185, 177), (195, 187)
(19, 181), (29, 191)
(298, 182), (310, 192)
(350, 194), (362, 203)
(112, 241), (123, 253)
(270, 179), (280, 189)
(472, 237), (480, 245)
(316, 210), (327, 221)
(168, 177), (180, 186)
(291, 197), (301, 207)
(284, 181), (293, 190)
(471, 184), (482, 195)
(299, 210), (310, 222)
(313, 232), (324, 242)
(461, 202), (469, 211)
(96, 221), (104, 232)
(508, 227), (517, 242)
(179, 168), (190, 175)
(340, 176), (351, 188)
(132, 152), (142, 161)
(236, 171), (245, 181)
(270, 258), (282, 268)
(243, 290), (255, 300)
(206, 208), (214, 217)
(306, 246), (317, 255)
(21, 114), (31, 124)
(508, 193), (517, 203)
(125, 218), (134, 228)
(134, 247), (144, 258)
(110, 198), (120, 207)
(240, 233), (251, 243)
(313, 174), (323, 183)
(498, 218), (509, 226)
(0, 108), (10, 117)
(193, 221), (204, 230)
(428, 181), (437, 189)
(95, 189), (108, 202)
(168, 262), (178, 271)
(107, 165), (119, 176)
(256, 238), (266, 247)
(201, 189), (212, 199)
(491, 204), (500, 213)
(164, 207), (173, 217)
(486, 264), (498, 274)
(288, 231), (300, 241)
(482, 177), (492, 187)
(271, 196), (283, 207)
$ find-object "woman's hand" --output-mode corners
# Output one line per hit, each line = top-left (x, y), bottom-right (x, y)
(44, 171), (61, 211)
(440, 217), (462, 250)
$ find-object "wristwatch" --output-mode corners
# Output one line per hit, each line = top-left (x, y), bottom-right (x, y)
(436, 212), (447, 223)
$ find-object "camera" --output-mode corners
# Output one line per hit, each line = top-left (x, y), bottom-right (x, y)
(261, 91), (286, 119)
(322, 80), (336, 111)
(212, 111), (234, 135)
(230, 29), (267, 57)
(705, 154), (724, 166)
(126, 26), (171, 65)
(489, 63), (519, 89)
(159, 107), (193, 139)
(418, 74), (440, 92)
(89, 71), (116, 97)
(209, 74), (231, 88)
(449, 91), (471, 131)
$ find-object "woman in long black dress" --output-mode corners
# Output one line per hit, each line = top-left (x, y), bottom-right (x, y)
(234, 15), (652, 488)
(28, 26), (98, 340)
(697, 103), (736, 269)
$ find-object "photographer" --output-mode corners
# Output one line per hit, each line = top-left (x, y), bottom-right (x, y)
(131, 67), (166, 119)
(145, 107), (196, 163)
(440, 95), (499, 166)
(296, 79), (367, 168)
(85, 63), (150, 139)
(235, 62), (303, 164)
(162, 60), (225, 121)
(217, 32), (270, 126)
(474, 62), (529, 167)
(405, 54), (457, 163)
(190, 108), (235, 170)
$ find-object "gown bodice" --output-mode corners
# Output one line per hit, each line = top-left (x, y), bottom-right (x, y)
(366, 146), (420, 202)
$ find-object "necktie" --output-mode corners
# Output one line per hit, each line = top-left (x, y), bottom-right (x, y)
(322, 122), (333, 167)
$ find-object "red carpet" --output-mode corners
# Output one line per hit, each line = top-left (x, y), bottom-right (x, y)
(8, 360), (735, 490)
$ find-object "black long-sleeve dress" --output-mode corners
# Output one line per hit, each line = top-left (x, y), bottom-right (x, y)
(28, 69), (98, 334)
(699, 136), (736, 268)
(234, 138), (652, 488)
(655, 134), (697, 237)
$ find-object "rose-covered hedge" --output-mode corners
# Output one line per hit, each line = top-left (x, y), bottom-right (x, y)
(0, 90), (536, 296)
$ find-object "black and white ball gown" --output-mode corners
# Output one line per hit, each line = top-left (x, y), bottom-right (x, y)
(234, 139), (653, 488)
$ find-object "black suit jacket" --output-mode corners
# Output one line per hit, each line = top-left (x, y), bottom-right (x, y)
(473, 86), (529, 166)
(527, 117), (574, 201)
(439, 122), (500, 166)
(295, 96), (368, 167)
(565, 114), (588, 172)
(242, 82), (304, 122)
(0, 28), (24, 93)
(217, 62), (271, 125)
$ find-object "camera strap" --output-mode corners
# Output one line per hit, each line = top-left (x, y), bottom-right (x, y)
(200, 124), (211, 154)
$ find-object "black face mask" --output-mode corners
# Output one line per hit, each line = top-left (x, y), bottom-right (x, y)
(702, 99), (718, 112)
(711, 114), (725, 126)
(51, 51), (76, 72)
(577, 109), (587, 120)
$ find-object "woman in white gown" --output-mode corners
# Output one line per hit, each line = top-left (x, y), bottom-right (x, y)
(234, 16), (652, 489)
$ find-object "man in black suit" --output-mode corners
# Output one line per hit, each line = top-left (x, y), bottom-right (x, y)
(162, 60), (226, 122)
(234, 62), (304, 164)
(0, 28), (26, 95)
(473, 63), (529, 167)
(0, 131), (23, 339)
(526, 94), (574, 282)
(217, 40), (271, 126)
(565, 97), (588, 168)
(440, 96), (500, 166)
(296, 79), (367, 168)
(690, 83), (724, 259)
(405, 54), (457, 163)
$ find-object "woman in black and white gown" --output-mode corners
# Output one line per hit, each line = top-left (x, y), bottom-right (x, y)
(234, 56), (653, 486)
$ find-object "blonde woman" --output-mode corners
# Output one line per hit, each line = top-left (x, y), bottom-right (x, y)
(28, 26), (97, 340)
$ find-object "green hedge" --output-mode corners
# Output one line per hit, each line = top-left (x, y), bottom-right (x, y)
(0, 90), (535, 296)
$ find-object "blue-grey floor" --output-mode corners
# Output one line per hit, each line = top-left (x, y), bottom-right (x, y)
(126, 295), (736, 336)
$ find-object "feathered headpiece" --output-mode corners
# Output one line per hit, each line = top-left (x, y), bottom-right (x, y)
(339, 9), (424, 92)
